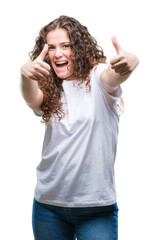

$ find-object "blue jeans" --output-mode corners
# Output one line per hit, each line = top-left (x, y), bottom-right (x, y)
(32, 198), (119, 240)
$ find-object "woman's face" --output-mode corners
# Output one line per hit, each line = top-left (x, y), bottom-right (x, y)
(46, 28), (74, 80)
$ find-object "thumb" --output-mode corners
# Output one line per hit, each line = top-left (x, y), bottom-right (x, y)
(111, 35), (123, 54)
(38, 44), (49, 60)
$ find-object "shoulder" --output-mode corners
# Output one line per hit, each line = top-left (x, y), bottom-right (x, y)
(90, 63), (122, 101)
(90, 63), (108, 82)
(92, 62), (108, 72)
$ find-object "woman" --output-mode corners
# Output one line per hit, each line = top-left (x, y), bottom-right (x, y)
(21, 15), (138, 240)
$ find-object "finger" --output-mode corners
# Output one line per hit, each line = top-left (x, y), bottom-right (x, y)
(114, 66), (128, 74)
(38, 44), (49, 61)
(111, 61), (127, 69)
(114, 67), (131, 75)
(111, 35), (123, 54)
(29, 75), (40, 81)
(120, 69), (132, 76)
(26, 74), (43, 81)
(39, 61), (51, 71)
(113, 65), (127, 72)
(34, 72), (48, 81)
(35, 66), (50, 78)
(110, 54), (125, 65)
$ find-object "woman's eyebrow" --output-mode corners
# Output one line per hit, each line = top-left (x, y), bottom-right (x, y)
(48, 44), (54, 46)
(61, 41), (71, 44)
(48, 42), (71, 46)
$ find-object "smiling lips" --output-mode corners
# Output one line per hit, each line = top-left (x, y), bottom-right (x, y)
(55, 60), (68, 69)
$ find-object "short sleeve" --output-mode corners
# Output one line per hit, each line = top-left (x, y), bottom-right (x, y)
(93, 63), (122, 112)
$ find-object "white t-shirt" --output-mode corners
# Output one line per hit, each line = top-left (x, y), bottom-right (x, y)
(34, 63), (122, 207)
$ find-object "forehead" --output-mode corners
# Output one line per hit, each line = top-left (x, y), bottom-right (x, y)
(46, 28), (70, 44)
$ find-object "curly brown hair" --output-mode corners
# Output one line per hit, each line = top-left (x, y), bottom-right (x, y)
(29, 15), (106, 124)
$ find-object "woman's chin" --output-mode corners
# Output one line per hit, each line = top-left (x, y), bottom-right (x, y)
(56, 72), (75, 80)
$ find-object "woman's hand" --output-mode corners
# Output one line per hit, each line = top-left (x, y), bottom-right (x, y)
(110, 36), (139, 76)
(100, 36), (139, 94)
(21, 44), (51, 81)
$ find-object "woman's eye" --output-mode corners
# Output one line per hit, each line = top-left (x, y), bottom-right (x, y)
(63, 45), (69, 48)
(48, 46), (55, 50)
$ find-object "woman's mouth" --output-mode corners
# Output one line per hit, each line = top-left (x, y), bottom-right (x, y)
(53, 60), (74, 79)
(55, 61), (68, 69)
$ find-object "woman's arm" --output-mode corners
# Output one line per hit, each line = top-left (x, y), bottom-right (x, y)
(100, 36), (139, 94)
(20, 74), (44, 112)
(20, 44), (50, 111)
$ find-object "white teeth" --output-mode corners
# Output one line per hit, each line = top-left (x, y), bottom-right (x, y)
(56, 61), (67, 65)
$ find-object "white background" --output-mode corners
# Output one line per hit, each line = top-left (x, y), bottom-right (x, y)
(0, 0), (159, 239)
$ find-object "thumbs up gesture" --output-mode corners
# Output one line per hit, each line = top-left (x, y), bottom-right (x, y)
(110, 36), (139, 76)
(21, 44), (51, 81)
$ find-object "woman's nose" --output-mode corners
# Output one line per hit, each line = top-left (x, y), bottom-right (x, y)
(55, 48), (63, 58)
